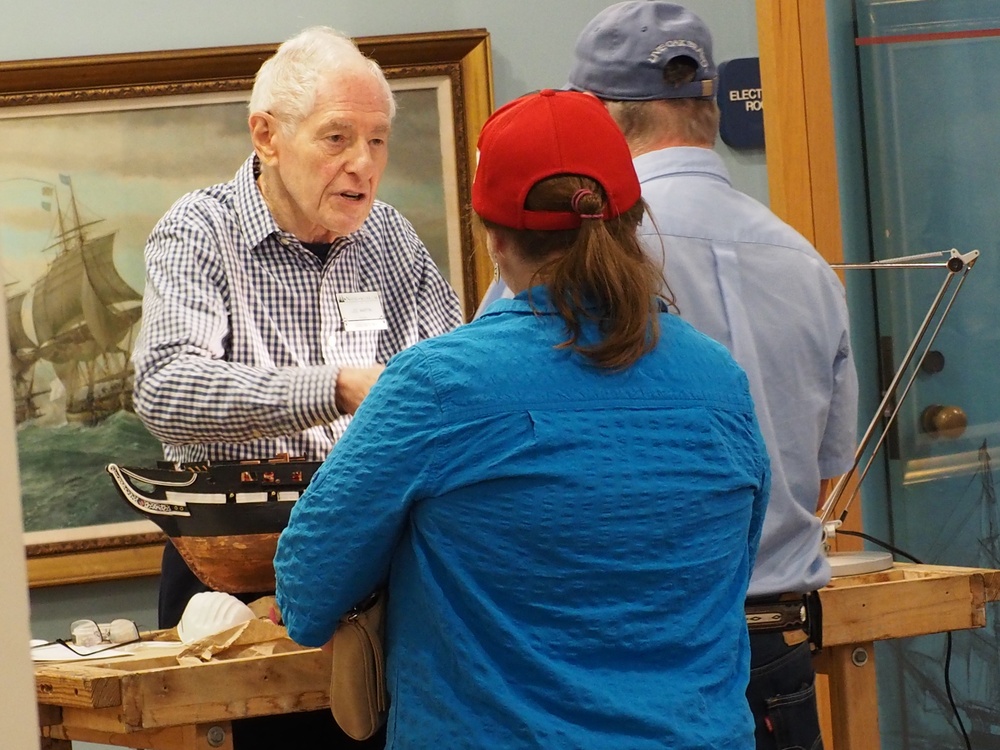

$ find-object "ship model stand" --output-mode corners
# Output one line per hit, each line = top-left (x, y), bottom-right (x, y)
(107, 454), (320, 593)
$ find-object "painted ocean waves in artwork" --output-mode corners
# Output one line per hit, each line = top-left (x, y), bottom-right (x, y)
(18, 411), (162, 532)
(5, 173), (165, 535)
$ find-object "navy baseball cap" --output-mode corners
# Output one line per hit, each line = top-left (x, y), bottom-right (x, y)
(566, 1), (717, 101)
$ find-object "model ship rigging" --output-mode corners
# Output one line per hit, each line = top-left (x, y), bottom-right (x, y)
(5, 175), (142, 426)
(107, 455), (321, 592)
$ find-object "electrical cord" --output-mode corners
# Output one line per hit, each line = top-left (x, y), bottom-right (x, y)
(836, 530), (921, 566)
(837, 529), (973, 750)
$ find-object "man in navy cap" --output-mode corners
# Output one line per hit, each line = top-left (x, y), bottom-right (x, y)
(477, 4), (858, 749)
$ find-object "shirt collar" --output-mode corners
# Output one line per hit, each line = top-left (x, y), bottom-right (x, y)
(478, 285), (562, 320)
(232, 154), (281, 251)
(478, 285), (668, 320)
(632, 146), (733, 187)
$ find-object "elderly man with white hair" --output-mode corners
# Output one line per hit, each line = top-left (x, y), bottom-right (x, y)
(132, 26), (462, 750)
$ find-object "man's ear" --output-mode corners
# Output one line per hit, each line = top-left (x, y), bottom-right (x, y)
(249, 112), (280, 166)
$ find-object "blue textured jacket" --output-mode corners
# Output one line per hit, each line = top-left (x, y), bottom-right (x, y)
(475, 148), (858, 599)
(275, 288), (769, 749)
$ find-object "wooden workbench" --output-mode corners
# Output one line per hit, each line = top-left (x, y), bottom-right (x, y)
(35, 563), (1000, 749)
(816, 563), (1000, 750)
(36, 642), (330, 749)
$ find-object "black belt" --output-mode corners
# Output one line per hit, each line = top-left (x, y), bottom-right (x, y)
(745, 591), (822, 649)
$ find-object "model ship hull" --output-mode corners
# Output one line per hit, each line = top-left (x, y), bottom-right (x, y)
(107, 457), (320, 593)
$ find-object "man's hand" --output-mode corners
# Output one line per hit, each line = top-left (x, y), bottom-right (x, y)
(335, 365), (385, 415)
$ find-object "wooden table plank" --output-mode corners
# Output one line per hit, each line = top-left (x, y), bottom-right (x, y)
(37, 645), (331, 734)
(35, 663), (123, 709)
(121, 649), (330, 730)
(819, 564), (997, 646)
(45, 721), (234, 750)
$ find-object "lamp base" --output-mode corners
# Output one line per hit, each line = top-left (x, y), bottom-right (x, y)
(827, 550), (894, 577)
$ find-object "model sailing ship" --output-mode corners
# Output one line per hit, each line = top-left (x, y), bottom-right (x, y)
(5, 175), (142, 426)
(107, 455), (322, 592)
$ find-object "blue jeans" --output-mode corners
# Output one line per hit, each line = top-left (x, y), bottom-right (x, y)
(746, 632), (823, 750)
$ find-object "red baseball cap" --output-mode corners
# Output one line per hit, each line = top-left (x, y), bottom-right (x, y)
(471, 89), (641, 231)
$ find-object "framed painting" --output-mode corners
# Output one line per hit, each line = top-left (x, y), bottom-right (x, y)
(0, 30), (494, 587)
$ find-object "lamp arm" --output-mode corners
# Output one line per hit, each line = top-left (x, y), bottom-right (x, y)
(817, 249), (980, 527)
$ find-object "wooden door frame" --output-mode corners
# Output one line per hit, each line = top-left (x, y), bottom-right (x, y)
(755, 3), (865, 747)
(755, 0), (844, 267)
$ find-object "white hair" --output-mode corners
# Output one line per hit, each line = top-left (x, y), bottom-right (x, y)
(248, 26), (396, 130)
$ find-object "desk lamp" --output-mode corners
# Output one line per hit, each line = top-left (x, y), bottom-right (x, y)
(819, 248), (980, 576)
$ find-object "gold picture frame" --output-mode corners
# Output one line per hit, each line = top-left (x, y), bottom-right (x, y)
(0, 30), (494, 588)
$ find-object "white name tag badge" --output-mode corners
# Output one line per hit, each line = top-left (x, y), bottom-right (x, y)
(337, 291), (389, 332)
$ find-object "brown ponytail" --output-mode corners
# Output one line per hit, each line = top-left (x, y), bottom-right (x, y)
(483, 174), (668, 370)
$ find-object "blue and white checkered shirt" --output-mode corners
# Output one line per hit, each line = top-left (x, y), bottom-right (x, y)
(133, 154), (462, 464)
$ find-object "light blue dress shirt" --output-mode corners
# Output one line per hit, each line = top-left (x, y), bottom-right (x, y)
(276, 288), (769, 749)
(477, 148), (858, 597)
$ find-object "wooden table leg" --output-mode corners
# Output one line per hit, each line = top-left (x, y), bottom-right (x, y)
(39, 704), (71, 749)
(816, 641), (881, 750)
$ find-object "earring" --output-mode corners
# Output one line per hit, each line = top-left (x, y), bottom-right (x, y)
(492, 262), (500, 284)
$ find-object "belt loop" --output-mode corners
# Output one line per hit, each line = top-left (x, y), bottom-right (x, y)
(805, 590), (823, 651)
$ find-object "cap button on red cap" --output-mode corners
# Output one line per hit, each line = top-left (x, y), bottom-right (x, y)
(539, 89), (556, 97)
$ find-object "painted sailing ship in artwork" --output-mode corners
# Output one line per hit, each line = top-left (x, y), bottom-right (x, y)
(107, 455), (322, 593)
(5, 175), (142, 426)
(6, 286), (44, 423)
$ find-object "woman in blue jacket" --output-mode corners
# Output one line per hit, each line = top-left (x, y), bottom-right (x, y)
(275, 89), (769, 750)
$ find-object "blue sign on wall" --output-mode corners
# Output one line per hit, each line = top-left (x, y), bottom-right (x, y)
(717, 57), (764, 150)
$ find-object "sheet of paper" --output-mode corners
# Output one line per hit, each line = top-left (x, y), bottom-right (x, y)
(30, 641), (132, 662)
(30, 639), (183, 662)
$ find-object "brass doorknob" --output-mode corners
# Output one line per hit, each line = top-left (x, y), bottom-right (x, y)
(920, 404), (968, 439)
